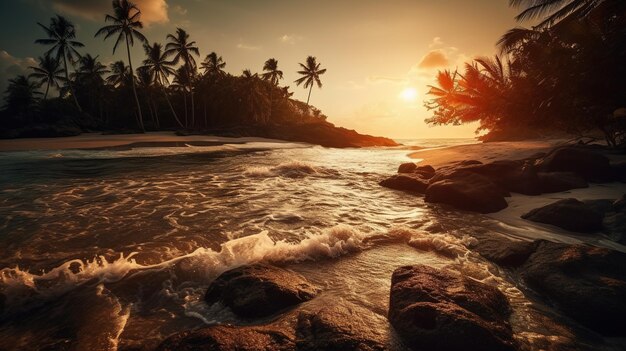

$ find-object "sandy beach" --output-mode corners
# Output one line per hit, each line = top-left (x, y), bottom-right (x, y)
(0, 132), (292, 152)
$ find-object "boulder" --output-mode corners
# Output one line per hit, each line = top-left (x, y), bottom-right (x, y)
(379, 174), (428, 193)
(468, 235), (537, 268)
(538, 147), (613, 182)
(521, 198), (603, 233)
(414, 165), (436, 179)
(156, 324), (295, 351)
(204, 264), (319, 318)
(612, 162), (626, 182)
(537, 172), (588, 193)
(398, 162), (417, 173)
(296, 303), (387, 351)
(520, 240), (626, 336)
(425, 171), (509, 213)
(459, 160), (541, 195)
(389, 265), (516, 351)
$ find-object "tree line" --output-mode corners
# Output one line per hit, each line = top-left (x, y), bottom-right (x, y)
(425, 0), (626, 147)
(2, 0), (328, 135)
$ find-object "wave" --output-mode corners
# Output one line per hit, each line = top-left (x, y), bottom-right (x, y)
(243, 161), (321, 178)
(0, 225), (410, 305)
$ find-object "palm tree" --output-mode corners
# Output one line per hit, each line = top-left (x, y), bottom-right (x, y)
(509, 0), (625, 29)
(95, 0), (148, 132)
(294, 56), (326, 106)
(261, 58), (283, 85)
(172, 66), (193, 127)
(28, 55), (65, 99)
(106, 61), (131, 87)
(75, 54), (109, 123)
(165, 28), (199, 128)
(35, 15), (84, 111)
(201, 52), (226, 77)
(141, 42), (184, 128)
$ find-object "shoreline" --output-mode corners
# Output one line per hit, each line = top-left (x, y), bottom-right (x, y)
(0, 132), (297, 152)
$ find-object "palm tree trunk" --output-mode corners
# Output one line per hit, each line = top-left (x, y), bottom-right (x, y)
(183, 92), (188, 128)
(63, 52), (82, 112)
(306, 84), (313, 106)
(153, 99), (160, 128)
(162, 88), (184, 128)
(203, 98), (207, 129)
(44, 81), (50, 100)
(125, 34), (144, 132)
(191, 90), (195, 129)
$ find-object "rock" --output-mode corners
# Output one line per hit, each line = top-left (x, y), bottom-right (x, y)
(521, 198), (603, 233)
(612, 162), (626, 182)
(204, 264), (319, 318)
(537, 172), (588, 193)
(379, 174), (428, 193)
(538, 147), (613, 182)
(414, 165), (436, 179)
(613, 194), (626, 211)
(460, 160), (541, 195)
(296, 303), (387, 351)
(156, 324), (295, 351)
(458, 160), (483, 166)
(520, 240), (626, 336)
(425, 171), (509, 213)
(389, 265), (516, 351)
(398, 162), (417, 173)
(469, 234), (537, 267)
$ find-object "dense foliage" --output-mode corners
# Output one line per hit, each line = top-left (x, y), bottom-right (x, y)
(425, 0), (626, 146)
(1, 0), (328, 138)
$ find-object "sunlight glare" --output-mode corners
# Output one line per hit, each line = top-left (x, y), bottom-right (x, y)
(400, 87), (418, 102)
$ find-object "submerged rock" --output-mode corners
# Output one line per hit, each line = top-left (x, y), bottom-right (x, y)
(538, 147), (613, 182)
(469, 234), (537, 268)
(296, 303), (387, 351)
(204, 264), (319, 318)
(379, 174), (429, 193)
(156, 324), (295, 351)
(520, 240), (626, 336)
(388, 265), (516, 351)
(425, 171), (509, 213)
(521, 198), (603, 233)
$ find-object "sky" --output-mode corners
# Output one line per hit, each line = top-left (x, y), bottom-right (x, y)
(0, 0), (523, 139)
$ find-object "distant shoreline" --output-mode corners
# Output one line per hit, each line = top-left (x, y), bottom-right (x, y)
(0, 132), (294, 152)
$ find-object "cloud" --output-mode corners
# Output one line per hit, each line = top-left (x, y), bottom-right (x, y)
(51, 0), (169, 26)
(236, 43), (261, 51)
(172, 4), (187, 15)
(279, 34), (302, 45)
(0, 50), (37, 96)
(417, 50), (450, 69)
(429, 37), (444, 48)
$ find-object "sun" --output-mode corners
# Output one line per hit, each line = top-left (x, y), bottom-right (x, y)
(400, 87), (418, 102)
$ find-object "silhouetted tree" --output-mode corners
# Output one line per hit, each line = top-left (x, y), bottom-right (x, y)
(28, 55), (65, 99)
(3, 75), (42, 114)
(96, 0), (148, 131)
(295, 56), (326, 106)
(35, 15), (84, 111)
(201, 52), (226, 77)
(165, 28), (199, 128)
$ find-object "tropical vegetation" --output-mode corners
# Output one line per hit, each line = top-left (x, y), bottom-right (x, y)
(1, 1), (328, 139)
(425, 0), (626, 146)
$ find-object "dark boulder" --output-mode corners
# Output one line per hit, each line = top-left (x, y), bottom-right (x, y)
(460, 160), (541, 195)
(156, 324), (295, 351)
(521, 198), (603, 233)
(204, 264), (319, 318)
(520, 240), (626, 336)
(398, 162), (417, 173)
(389, 265), (517, 351)
(379, 174), (428, 193)
(469, 235), (537, 267)
(414, 165), (436, 179)
(296, 303), (387, 351)
(537, 172), (588, 193)
(612, 162), (626, 182)
(538, 147), (613, 182)
(425, 171), (509, 213)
